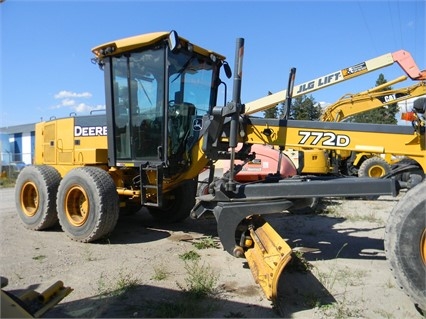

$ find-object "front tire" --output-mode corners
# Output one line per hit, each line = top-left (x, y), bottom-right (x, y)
(57, 167), (119, 242)
(385, 180), (426, 311)
(358, 157), (391, 200)
(148, 179), (197, 223)
(358, 156), (390, 178)
(15, 165), (61, 230)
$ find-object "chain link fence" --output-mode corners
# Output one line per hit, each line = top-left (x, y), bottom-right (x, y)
(1, 152), (32, 186)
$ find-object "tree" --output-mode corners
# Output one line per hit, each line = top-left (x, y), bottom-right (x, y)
(350, 74), (398, 124)
(262, 91), (279, 119)
(284, 94), (321, 120)
(263, 105), (278, 119)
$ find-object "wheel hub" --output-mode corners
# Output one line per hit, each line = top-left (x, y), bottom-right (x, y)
(20, 182), (39, 217)
(368, 165), (385, 178)
(65, 185), (89, 227)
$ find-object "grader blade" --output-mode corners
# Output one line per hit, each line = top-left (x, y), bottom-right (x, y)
(244, 218), (292, 301)
(198, 199), (295, 301)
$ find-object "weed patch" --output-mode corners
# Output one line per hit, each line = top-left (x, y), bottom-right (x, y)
(179, 250), (201, 261)
(151, 264), (168, 281)
(95, 268), (140, 298)
(32, 255), (46, 261)
(286, 250), (313, 273)
(192, 236), (220, 250)
(177, 260), (219, 298)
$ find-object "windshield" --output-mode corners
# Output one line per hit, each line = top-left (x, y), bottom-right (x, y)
(168, 53), (215, 115)
(167, 51), (216, 160)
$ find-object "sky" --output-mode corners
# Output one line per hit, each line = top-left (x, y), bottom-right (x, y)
(1, 0), (425, 127)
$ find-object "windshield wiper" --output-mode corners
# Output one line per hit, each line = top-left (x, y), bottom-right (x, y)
(171, 56), (194, 83)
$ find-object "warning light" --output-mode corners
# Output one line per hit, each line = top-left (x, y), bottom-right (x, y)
(401, 112), (416, 121)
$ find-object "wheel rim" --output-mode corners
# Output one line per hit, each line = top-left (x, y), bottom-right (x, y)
(421, 229), (426, 265)
(368, 165), (385, 178)
(20, 181), (39, 217)
(65, 185), (89, 227)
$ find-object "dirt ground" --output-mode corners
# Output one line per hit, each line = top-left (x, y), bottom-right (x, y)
(0, 185), (422, 318)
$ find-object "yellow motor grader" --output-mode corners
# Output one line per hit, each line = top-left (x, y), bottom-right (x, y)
(14, 31), (426, 311)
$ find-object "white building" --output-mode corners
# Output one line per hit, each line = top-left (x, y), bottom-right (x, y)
(0, 123), (36, 166)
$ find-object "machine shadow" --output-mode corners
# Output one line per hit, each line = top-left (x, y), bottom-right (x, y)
(108, 198), (388, 263)
(100, 208), (218, 245)
(276, 267), (336, 317)
(37, 284), (280, 318)
(265, 199), (388, 261)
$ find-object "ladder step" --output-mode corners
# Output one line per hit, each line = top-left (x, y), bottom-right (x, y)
(143, 185), (158, 189)
(140, 163), (163, 207)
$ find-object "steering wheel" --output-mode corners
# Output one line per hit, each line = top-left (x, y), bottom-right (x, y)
(168, 100), (180, 117)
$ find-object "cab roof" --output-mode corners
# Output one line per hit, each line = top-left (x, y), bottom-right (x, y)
(92, 31), (226, 61)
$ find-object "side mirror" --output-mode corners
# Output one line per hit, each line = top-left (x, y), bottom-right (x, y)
(168, 30), (180, 52)
(223, 61), (232, 79)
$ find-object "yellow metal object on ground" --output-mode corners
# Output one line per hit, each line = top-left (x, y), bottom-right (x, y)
(244, 221), (292, 301)
(1, 279), (72, 318)
(1, 290), (33, 318)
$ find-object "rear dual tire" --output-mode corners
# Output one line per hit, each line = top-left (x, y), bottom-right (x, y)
(15, 165), (61, 230)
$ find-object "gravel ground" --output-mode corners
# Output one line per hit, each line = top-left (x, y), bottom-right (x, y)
(0, 185), (422, 318)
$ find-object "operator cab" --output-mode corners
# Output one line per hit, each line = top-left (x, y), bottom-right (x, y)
(92, 31), (228, 176)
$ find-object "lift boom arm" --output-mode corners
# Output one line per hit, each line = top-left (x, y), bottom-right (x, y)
(244, 50), (426, 115)
(320, 77), (426, 122)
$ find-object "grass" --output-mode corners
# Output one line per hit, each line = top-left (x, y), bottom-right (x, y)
(310, 242), (370, 318)
(303, 292), (323, 308)
(147, 259), (220, 317)
(151, 264), (168, 281)
(0, 177), (16, 188)
(96, 272), (109, 297)
(177, 259), (219, 299)
(317, 199), (342, 216)
(32, 255), (47, 261)
(346, 211), (383, 224)
(114, 270), (139, 295)
(192, 236), (220, 250)
(95, 268), (140, 298)
(179, 250), (201, 261)
(86, 246), (224, 318)
(286, 250), (313, 273)
(318, 199), (383, 224)
(319, 298), (364, 319)
(314, 244), (348, 292)
(91, 260), (220, 317)
(316, 274), (366, 319)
